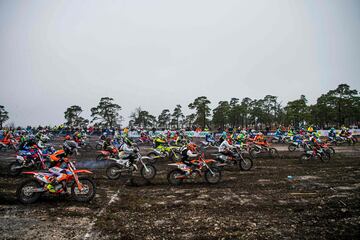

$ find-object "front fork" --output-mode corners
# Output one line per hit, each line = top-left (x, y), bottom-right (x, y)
(204, 162), (216, 175)
(140, 159), (149, 172)
(72, 171), (83, 191)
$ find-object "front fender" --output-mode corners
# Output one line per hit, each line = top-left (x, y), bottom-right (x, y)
(148, 151), (160, 156)
(141, 156), (152, 161)
(74, 169), (93, 174)
(97, 151), (109, 155)
(22, 171), (37, 175)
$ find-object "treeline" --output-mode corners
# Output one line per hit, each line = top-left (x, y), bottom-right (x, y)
(1, 84), (359, 130)
(129, 84), (360, 130)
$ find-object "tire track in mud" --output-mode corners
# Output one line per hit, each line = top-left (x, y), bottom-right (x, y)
(83, 183), (125, 239)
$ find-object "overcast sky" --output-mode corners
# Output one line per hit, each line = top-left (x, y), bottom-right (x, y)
(0, 0), (359, 127)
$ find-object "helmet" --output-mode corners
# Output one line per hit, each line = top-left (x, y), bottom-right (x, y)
(187, 143), (197, 152)
(65, 135), (71, 140)
(38, 141), (45, 149)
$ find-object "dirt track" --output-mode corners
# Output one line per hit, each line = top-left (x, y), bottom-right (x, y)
(0, 140), (360, 239)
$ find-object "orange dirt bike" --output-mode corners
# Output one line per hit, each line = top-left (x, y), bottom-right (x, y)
(248, 141), (279, 159)
(167, 153), (222, 185)
(0, 138), (18, 152)
(16, 160), (96, 204)
(96, 147), (120, 161)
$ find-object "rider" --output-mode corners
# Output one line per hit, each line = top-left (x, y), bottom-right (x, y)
(47, 140), (80, 192)
(340, 127), (349, 139)
(49, 140), (79, 168)
(205, 132), (215, 145)
(307, 125), (314, 133)
(73, 131), (82, 144)
(235, 131), (247, 146)
(254, 132), (266, 144)
(218, 137), (235, 158)
(180, 143), (199, 175)
(274, 128), (282, 137)
(103, 137), (118, 157)
(154, 134), (167, 148)
(119, 138), (137, 167)
(18, 135), (38, 150)
(328, 128), (336, 140)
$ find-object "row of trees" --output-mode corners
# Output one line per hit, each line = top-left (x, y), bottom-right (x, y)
(1, 84), (359, 130)
(128, 84), (360, 129)
(212, 84), (360, 129)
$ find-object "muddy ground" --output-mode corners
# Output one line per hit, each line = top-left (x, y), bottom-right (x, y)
(0, 138), (359, 239)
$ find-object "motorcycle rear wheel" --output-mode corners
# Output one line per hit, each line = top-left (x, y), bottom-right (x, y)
(167, 169), (184, 186)
(269, 148), (279, 158)
(320, 152), (331, 163)
(288, 144), (296, 152)
(16, 179), (42, 204)
(106, 163), (123, 180)
(250, 148), (259, 159)
(147, 152), (160, 164)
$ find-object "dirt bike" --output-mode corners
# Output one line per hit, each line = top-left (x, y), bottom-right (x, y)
(167, 153), (222, 185)
(299, 143), (331, 163)
(213, 146), (253, 171)
(96, 147), (120, 161)
(249, 141), (279, 159)
(134, 136), (153, 146)
(288, 139), (306, 152)
(199, 139), (221, 150)
(345, 133), (358, 145)
(319, 142), (335, 157)
(332, 134), (357, 146)
(271, 135), (289, 144)
(106, 148), (156, 181)
(8, 148), (52, 177)
(77, 137), (93, 151)
(147, 144), (181, 164)
(169, 137), (190, 147)
(0, 138), (18, 152)
(16, 160), (95, 204)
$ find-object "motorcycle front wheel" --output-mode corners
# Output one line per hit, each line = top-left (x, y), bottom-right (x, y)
(140, 164), (156, 180)
(71, 177), (96, 202)
(299, 153), (310, 164)
(8, 161), (22, 177)
(239, 157), (253, 171)
(204, 168), (222, 184)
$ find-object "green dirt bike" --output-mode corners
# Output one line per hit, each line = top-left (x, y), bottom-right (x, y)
(147, 143), (181, 164)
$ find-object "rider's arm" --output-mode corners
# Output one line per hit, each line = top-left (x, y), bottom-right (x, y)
(187, 150), (198, 158)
